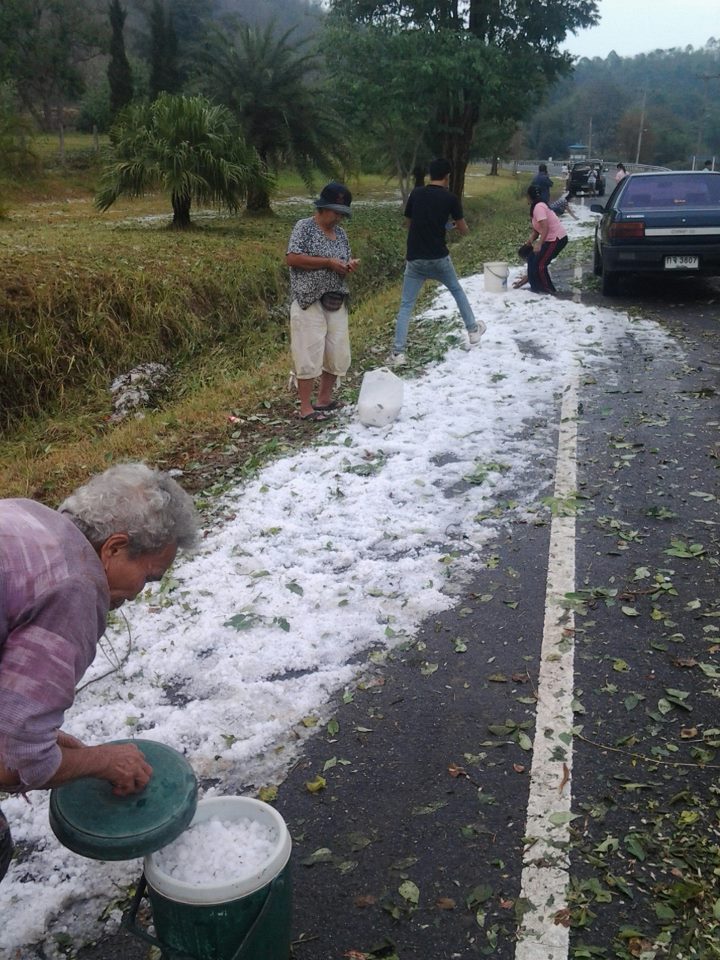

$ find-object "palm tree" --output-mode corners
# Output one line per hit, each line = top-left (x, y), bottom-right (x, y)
(195, 21), (347, 212)
(95, 93), (267, 228)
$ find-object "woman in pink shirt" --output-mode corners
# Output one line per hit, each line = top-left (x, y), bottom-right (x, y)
(525, 184), (568, 294)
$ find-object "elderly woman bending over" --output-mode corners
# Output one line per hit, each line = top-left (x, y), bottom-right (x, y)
(0, 462), (198, 882)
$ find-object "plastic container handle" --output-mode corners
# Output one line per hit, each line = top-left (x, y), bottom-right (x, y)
(229, 875), (285, 960)
(122, 875), (189, 955)
(122, 872), (285, 960)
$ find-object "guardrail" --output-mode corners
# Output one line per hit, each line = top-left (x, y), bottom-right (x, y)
(489, 160), (669, 176)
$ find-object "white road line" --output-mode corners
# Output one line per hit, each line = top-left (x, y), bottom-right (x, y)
(515, 378), (579, 960)
(573, 247), (584, 303)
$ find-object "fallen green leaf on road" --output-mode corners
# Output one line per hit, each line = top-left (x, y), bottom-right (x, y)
(305, 775), (326, 793)
(399, 880), (419, 904)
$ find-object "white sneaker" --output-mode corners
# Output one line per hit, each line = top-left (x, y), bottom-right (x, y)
(388, 351), (407, 367)
(468, 321), (487, 346)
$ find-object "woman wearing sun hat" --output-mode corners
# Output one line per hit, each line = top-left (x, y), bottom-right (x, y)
(285, 182), (361, 422)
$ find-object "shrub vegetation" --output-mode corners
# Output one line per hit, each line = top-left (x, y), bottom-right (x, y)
(0, 142), (529, 501)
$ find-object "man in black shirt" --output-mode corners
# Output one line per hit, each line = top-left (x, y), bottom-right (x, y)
(391, 158), (484, 365)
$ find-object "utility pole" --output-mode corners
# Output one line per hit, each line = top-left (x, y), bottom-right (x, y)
(696, 73), (720, 161)
(587, 116), (593, 155)
(635, 90), (647, 165)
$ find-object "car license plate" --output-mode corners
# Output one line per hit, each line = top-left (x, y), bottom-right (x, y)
(665, 255), (699, 270)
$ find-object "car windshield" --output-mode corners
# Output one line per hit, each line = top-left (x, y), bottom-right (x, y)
(620, 174), (720, 208)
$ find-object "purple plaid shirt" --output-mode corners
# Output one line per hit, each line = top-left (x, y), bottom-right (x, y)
(0, 500), (109, 788)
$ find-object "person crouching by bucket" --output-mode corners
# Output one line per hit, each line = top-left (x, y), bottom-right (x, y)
(519, 184), (568, 295)
(512, 242), (534, 290)
(0, 463), (199, 883)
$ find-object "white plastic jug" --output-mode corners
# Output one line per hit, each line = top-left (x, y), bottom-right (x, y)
(357, 368), (404, 427)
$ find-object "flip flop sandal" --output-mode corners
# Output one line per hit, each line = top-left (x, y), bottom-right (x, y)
(297, 410), (332, 422)
(312, 401), (341, 412)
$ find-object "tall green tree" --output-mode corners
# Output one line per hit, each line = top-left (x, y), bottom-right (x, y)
(95, 93), (267, 228)
(194, 20), (346, 211)
(329, 0), (599, 197)
(0, 80), (38, 179)
(108, 0), (134, 116)
(149, 0), (180, 99)
(0, 0), (103, 130)
(323, 24), (437, 200)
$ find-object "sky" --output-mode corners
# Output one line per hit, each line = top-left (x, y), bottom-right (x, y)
(0, 208), (680, 957)
(562, 0), (718, 60)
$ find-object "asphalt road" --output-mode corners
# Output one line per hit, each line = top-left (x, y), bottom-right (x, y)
(64, 268), (720, 960)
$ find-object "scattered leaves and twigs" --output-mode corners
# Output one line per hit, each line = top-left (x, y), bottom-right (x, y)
(76, 611), (132, 694)
(663, 539), (707, 559)
(577, 733), (720, 770)
(463, 460), (510, 485)
(448, 761), (482, 787)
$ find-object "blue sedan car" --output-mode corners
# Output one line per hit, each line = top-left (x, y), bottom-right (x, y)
(592, 170), (720, 295)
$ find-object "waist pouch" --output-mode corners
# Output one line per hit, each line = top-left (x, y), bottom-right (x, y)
(320, 291), (347, 311)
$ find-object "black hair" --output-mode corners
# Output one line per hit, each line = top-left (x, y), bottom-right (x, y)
(429, 157), (452, 180)
(527, 183), (544, 214)
(517, 243), (533, 262)
(538, 163), (548, 173)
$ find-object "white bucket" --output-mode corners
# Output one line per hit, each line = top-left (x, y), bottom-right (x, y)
(357, 367), (404, 427)
(484, 261), (508, 293)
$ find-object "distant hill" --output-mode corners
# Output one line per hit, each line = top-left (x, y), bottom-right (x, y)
(525, 41), (720, 167)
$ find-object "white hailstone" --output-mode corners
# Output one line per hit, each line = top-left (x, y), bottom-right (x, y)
(153, 817), (279, 885)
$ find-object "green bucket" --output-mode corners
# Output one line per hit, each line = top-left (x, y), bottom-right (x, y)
(126, 797), (292, 960)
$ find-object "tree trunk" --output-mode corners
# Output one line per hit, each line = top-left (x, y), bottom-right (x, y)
(171, 191), (192, 229)
(246, 181), (272, 213)
(438, 103), (478, 199)
(490, 155), (499, 176)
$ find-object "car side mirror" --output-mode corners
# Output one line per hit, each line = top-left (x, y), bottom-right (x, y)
(590, 204), (605, 213)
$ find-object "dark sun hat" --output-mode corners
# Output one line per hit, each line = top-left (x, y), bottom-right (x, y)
(314, 182), (352, 217)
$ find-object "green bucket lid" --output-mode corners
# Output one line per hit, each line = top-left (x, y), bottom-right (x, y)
(49, 739), (198, 861)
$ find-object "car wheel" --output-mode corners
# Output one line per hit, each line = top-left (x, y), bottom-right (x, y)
(601, 266), (619, 296)
(597, 181), (605, 197)
(593, 241), (602, 277)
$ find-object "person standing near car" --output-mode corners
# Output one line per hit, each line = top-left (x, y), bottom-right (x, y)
(523, 184), (568, 295)
(286, 182), (360, 421)
(530, 163), (553, 204)
(615, 162), (627, 184)
(390, 157), (484, 365)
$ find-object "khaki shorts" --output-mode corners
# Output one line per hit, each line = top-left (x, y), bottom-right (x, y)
(290, 300), (351, 380)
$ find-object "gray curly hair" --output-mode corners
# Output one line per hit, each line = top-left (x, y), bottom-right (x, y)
(59, 462), (199, 556)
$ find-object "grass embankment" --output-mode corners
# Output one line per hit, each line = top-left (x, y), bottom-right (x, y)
(0, 154), (529, 502)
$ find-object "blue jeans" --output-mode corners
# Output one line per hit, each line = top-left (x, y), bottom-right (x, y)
(393, 256), (478, 352)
